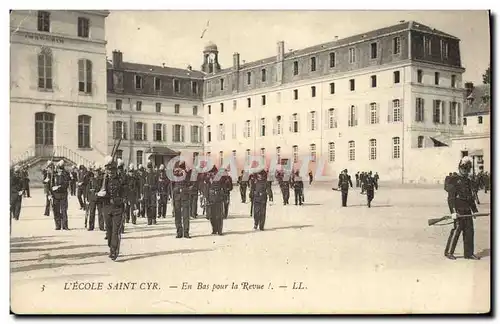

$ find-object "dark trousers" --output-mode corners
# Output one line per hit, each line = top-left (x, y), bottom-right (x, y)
(77, 186), (86, 209)
(445, 214), (475, 257)
(23, 180), (31, 197)
(281, 186), (290, 204)
(294, 188), (303, 205)
(190, 194), (198, 217)
(223, 196), (230, 219)
(53, 196), (68, 229)
(267, 188), (273, 202)
(145, 195), (157, 225)
(208, 202), (224, 234)
(70, 181), (76, 196)
(104, 204), (124, 257)
(11, 195), (22, 220)
(253, 200), (267, 230)
(174, 199), (190, 236)
(125, 198), (138, 224)
(158, 195), (168, 218)
(139, 200), (146, 217)
(240, 186), (247, 203)
(447, 195), (454, 214)
(356, 179), (360, 187)
(250, 197), (253, 216)
(44, 195), (51, 216)
(341, 190), (348, 207)
(366, 188), (374, 207)
(88, 200), (104, 230)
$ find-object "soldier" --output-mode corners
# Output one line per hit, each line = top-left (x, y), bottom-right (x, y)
(43, 161), (54, 217)
(157, 164), (171, 219)
(22, 166), (31, 198)
(141, 161), (158, 225)
(85, 164), (101, 230)
(10, 165), (24, 221)
(188, 167), (199, 219)
(444, 172), (454, 214)
(171, 161), (192, 238)
(266, 171), (274, 203)
(125, 163), (140, 224)
(337, 169), (353, 207)
(237, 170), (249, 203)
(49, 160), (70, 230)
(205, 166), (225, 235)
(308, 170), (313, 185)
(484, 171), (490, 194)
(99, 156), (126, 261)
(76, 164), (89, 210)
(220, 169), (233, 219)
(70, 165), (78, 196)
(471, 174), (480, 205)
(277, 170), (291, 205)
(251, 169), (268, 230)
(355, 172), (360, 188)
(248, 171), (256, 217)
(444, 156), (481, 260)
(373, 172), (379, 190)
(137, 164), (146, 218)
(364, 171), (376, 208)
(291, 171), (304, 206)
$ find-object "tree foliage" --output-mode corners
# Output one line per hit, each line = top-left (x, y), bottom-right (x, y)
(482, 65), (490, 84)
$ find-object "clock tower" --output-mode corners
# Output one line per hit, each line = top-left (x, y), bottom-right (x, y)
(201, 41), (221, 74)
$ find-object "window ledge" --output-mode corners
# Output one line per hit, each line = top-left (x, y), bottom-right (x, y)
(38, 88), (53, 92)
(77, 147), (93, 151)
(78, 92), (92, 96)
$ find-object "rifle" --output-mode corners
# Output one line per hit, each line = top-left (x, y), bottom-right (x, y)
(428, 212), (490, 226)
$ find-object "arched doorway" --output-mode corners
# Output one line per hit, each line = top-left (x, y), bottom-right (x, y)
(35, 112), (54, 157)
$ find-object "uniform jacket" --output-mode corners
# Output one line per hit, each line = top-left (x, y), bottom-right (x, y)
(448, 175), (478, 214)
(50, 170), (70, 200)
(338, 174), (353, 191)
(251, 173), (268, 203)
(103, 171), (126, 207)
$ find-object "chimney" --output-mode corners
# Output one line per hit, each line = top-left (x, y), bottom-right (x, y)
(277, 41), (285, 61)
(112, 50), (123, 69)
(233, 52), (240, 70)
(465, 82), (474, 97)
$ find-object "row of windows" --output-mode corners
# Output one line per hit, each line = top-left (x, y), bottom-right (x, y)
(463, 116), (484, 126)
(133, 75), (200, 94)
(37, 11), (90, 38)
(34, 114), (92, 148)
(111, 121), (201, 143)
(115, 100), (199, 115)
(208, 138), (402, 166)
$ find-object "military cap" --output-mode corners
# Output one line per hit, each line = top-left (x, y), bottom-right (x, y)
(57, 160), (65, 168)
(159, 164), (165, 170)
(128, 163), (135, 170)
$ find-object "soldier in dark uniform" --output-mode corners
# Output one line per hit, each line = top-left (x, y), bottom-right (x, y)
(337, 169), (353, 207)
(157, 164), (171, 219)
(373, 172), (379, 190)
(70, 165), (78, 196)
(364, 171), (376, 208)
(21, 166), (31, 198)
(43, 161), (54, 217)
(277, 169), (291, 205)
(237, 170), (249, 203)
(171, 161), (192, 238)
(76, 164), (88, 210)
(265, 170), (274, 203)
(444, 157), (481, 260)
(86, 164), (103, 231)
(10, 165), (24, 221)
(251, 169), (268, 230)
(205, 166), (225, 235)
(248, 172), (256, 217)
(99, 156), (126, 261)
(484, 171), (490, 194)
(355, 172), (360, 188)
(125, 164), (140, 225)
(471, 174), (480, 205)
(188, 167), (199, 219)
(141, 161), (158, 225)
(444, 172), (454, 214)
(308, 170), (313, 185)
(292, 171), (304, 206)
(49, 160), (70, 230)
(137, 164), (146, 218)
(220, 169), (233, 219)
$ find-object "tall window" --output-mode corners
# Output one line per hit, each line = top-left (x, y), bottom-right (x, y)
(394, 71), (400, 84)
(309, 111), (317, 131)
(449, 102), (458, 125)
(78, 115), (91, 148)
(478, 116), (483, 124)
(310, 57), (317, 72)
(192, 105), (198, 115)
(393, 99), (401, 122)
(233, 100), (237, 111)
(173, 124), (184, 142)
(77, 17), (90, 38)
(463, 117), (467, 125)
(112, 121), (127, 140)
(208, 105), (211, 115)
(369, 139), (377, 160)
(417, 69), (423, 83)
(136, 150), (143, 167)
(291, 113), (299, 133)
(261, 69), (267, 82)
(174, 104), (180, 114)
(247, 72), (251, 85)
(370, 42), (378, 59)
(310, 144), (316, 162)
(349, 48), (356, 63)
(311, 86), (316, 98)
(276, 146), (281, 164)
(261, 95), (266, 106)
(135, 75), (143, 90)
(348, 105), (357, 127)
(219, 151), (224, 166)
(348, 141), (355, 161)
(135, 101), (142, 111)
(244, 120), (251, 138)
(433, 100), (443, 124)
(392, 137), (401, 159)
(207, 125), (211, 142)
(115, 99), (122, 110)
(293, 89), (299, 100)
(116, 150), (123, 160)
(393, 37), (401, 54)
(38, 47), (52, 90)
(220, 78), (224, 90)
(349, 79), (355, 91)
(328, 142), (335, 162)
(78, 59), (92, 93)
(329, 52), (336, 68)
(260, 118), (266, 136)
(154, 123), (166, 141)
(369, 103), (379, 124)
(190, 125), (201, 143)
(37, 11), (50, 32)
(275, 116), (283, 135)
(260, 148), (266, 162)
(371, 75), (377, 88)
(173, 79), (180, 92)
(245, 149), (251, 164)
(425, 37), (432, 55)
(328, 108), (337, 129)
(293, 61), (299, 75)
(292, 145), (299, 163)
(330, 82), (335, 94)
(134, 122), (147, 141)
(218, 123), (225, 141)
(154, 77), (162, 91)
(451, 75), (457, 88)
(230, 122), (236, 140)
(247, 98), (252, 108)
(192, 81), (198, 94)
(441, 40), (449, 58)
(415, 98), (425, 122)
(434, 72), (440, 85)
(220, 103), (224, 113)
(232, 150), (237, 161)
(417, 136), (424, 148)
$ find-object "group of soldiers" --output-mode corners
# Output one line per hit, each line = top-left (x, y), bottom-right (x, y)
(335, 169), (378, 208)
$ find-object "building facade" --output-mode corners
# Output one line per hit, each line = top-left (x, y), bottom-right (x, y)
(106, 51), (204, 167)
(202, 21), (466, 182)
(10, 10), (110, 166)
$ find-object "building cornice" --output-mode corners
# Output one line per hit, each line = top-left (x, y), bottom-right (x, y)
(10, 28), (107, 46)
(107, 109), (204, 122)
(107, 92), (203, 103)
(10, 97), (107, 110)
(75, 10), (110, 17)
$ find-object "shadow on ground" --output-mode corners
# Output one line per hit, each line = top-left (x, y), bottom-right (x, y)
(116, 248), (213, 263)
(11, 261), (104, 273)
(14, 251), (109, 263)
(10, 241), (67, 248)
(194, 224), (314, 238)
(11, 244), (102, 254)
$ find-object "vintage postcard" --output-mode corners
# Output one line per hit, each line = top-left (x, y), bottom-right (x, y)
(9, 9), (491, 314)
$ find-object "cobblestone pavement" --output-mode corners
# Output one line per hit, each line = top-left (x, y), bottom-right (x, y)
(10, 185), (490, 314)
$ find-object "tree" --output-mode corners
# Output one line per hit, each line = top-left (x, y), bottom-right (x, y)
(482, 65), (490, 84)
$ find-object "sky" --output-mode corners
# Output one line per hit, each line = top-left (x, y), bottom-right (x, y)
(105, 10), (490, 84)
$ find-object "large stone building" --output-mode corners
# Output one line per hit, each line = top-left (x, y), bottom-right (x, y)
(10, 10), (110, 170)
(202, 21), (467, 182)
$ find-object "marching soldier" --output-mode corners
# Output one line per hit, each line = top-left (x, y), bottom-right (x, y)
(49, 160), (70, 230)
(237, 170), (249, 203)
(220, 169), (233, 219)
(157, 164), (171, 219)
(355, 172), (360, 188)
(364, 171), (376, 208)
(142, 161), (158, 225)
(125, 163), (140, 224)
(99, 156), (127, 261)
(10, 165), (24, 221)
(373, 172), (379, 190)
(444, 156), (481, 261)
(205, 166), (225, 235)
(137, 164), (146, 218)
(277, 169), (291, 205)
(188, 167), (199, 219)
(251, 169), (268, 230)
(337, 169), (353, 207)
(86, 164), (104, 231)
(360, 172), (366, 194)
(291, 171), (304, 206)
(248, 171), (256, 217)
(76, 164), (89, 210)
(171, 161), (192, 238)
